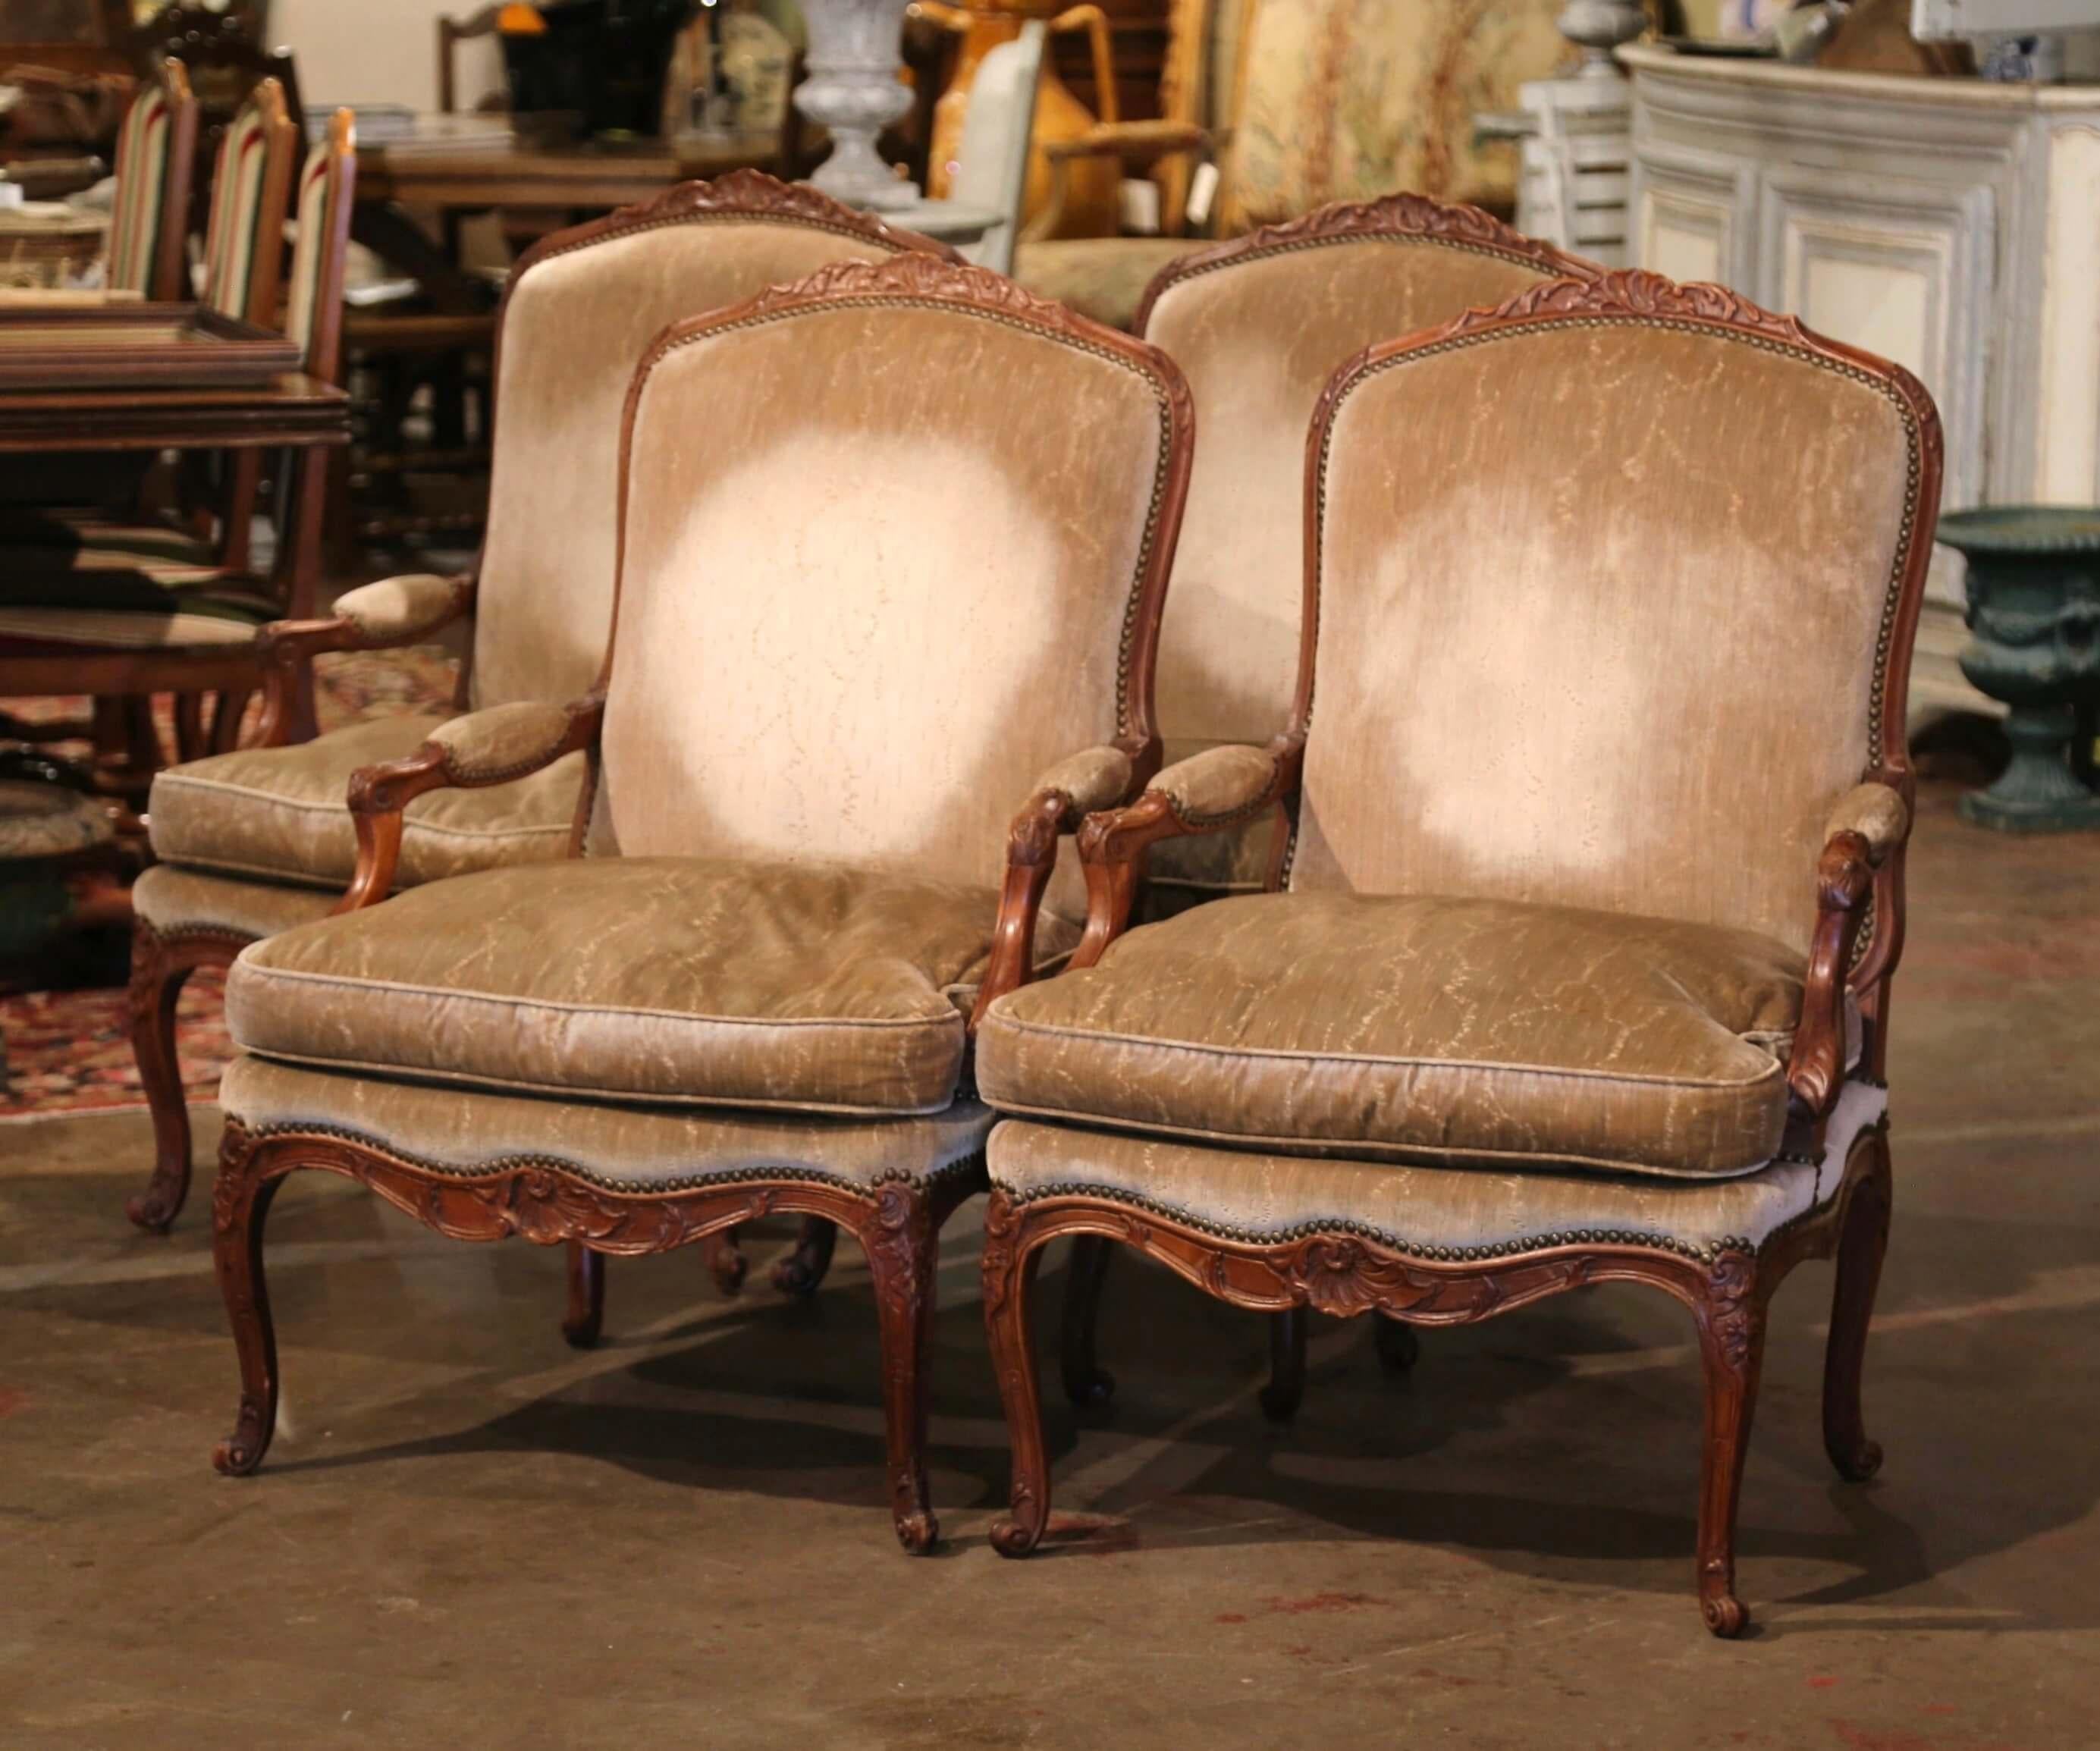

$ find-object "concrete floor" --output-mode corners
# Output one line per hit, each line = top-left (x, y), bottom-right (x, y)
(2, 775), (2095, 1749)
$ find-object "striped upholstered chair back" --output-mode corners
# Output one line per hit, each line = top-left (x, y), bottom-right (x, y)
(106, 59), (200, 301)
(201, 78), (300, 323)
(279, 109), (357, 384)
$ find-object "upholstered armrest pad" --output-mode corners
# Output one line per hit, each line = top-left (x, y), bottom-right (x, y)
(1033, 745), (1135, 819)
(1823, 783), (1908, 865)
(1150, 744), (1279, 824)
(330, 573), (472, 644)
(426, 700), (585, 785)
(1043, 121), (1208, 165)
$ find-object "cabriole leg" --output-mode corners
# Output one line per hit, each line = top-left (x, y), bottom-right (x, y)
(212, 1139), (285, 1476)
(984, 1194), (1051, 1557)
(1373, 1313), (1421, 1373)
(1257, 1307), (1308, 1422)
(1824, 1131), (1892, 1483)
(861, 1185), (939, 1553)
(705, 1229), (748, 1295)
(125, 923), (208, 1233)
(771, 1216), (838, 1298)
(562, 1242), (604, 1348)
(1693, 1254), (1767, 1639)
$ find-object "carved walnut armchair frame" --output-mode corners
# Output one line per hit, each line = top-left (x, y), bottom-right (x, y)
(1057, 192), (1608, 1420)
(125, 173), (960, 1240)
(209, 254), (1194, 1552)
(980, 271), (1943, 1635)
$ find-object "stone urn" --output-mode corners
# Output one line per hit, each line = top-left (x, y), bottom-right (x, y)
(1941, 506), (2100, 832)
(796, 0), (916, 209)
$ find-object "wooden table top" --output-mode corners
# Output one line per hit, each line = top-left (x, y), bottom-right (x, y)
(0, 371), (350, 453)
(356, 130), (782, 210)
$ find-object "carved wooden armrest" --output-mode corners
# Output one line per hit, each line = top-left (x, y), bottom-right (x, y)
(967, 742), (1149, 1030)
(1041, 121), (1210, 168)
(1068, 738), (1303, 970)
(1787, 783), (1910, 1119)
(255, 573), (476, 747)
(1822, 782), (1909, 867)
(334, 693), (603, 915)
(1029, 119), (1211, 243)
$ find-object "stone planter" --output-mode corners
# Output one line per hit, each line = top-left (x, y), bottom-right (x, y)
(796, 0), (916, 210)
(1941, 506), (2100, 833)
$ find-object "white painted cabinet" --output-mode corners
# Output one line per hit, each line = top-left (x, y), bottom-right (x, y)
(1624, 46), (2100, 713)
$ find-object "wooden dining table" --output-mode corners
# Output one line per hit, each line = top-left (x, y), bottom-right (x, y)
(0, 306), (353, 737)
(352, 127), (784, 312)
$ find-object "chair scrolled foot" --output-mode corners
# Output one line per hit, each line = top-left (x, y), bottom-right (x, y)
(893, 1508), (939, 1555)
(990, 1493), (1047, 1558)
(769, 1217), (837, 1298)
(1827, 1434), (1883, 1485)
(1373, 1314), (1420, 1373)
(705, 1229), (748, 1296)
(1701, 1582), (1750, 1640)
(212, 1398), (273, 1476)
(126, 1176), (186, 1235)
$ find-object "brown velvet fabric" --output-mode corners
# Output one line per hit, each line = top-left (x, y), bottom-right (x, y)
(1034, 744), (1134, 815)
(228, 857), (1081, 1116)
(132, 862), (340, 940)
(1147, 240), (1563, 748)
(147, 713), (584, 888)
(1012, 237), (1201, 331)
(221, 1054), (994, 1191)
(988, 1079), (1888, 1258)
(1825, 782), (1909, 863)
(1141, 239), (1566, 898)
(427, 699), (576, 782)
(1151, 741), (1277, 820)
(1295, 322), (1916, 955)
(978, 890), (1810, 1178)
(331, 573), (465, 643)
(470, 222), (923, 712)
(593, 300), (1169, 921)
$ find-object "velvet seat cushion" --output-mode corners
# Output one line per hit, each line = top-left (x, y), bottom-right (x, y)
(228, 857), (1084, 1117)
(978, 891), (1819, 1179)
(147, 715), (584, 889)
(220, 1055), (995, 1194)
(987, 1081), (1886, 1265)
(132, 862), (342, 940)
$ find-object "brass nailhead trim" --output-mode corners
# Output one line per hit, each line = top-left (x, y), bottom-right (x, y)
(996, 1177), (1755, 1263)
(239, 1117), (986, 1198)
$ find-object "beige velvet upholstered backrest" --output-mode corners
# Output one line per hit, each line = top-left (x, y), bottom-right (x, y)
(1292, 272), (1941, 956)
(466, 176), (956, 712)
(589, 257), (1189, 907)
(1138, 199), (1599, 753)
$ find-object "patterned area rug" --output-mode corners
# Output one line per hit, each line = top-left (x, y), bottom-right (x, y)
(0, 646), (456, 1119)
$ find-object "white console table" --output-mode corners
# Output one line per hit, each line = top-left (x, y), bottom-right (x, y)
(1623, 44), (2100, 717)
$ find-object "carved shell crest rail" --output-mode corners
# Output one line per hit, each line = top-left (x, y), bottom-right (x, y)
(1135, 190), (1606, 334)
(727, 249), (1122, 331)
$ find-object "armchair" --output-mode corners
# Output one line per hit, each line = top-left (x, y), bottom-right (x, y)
(113, 171), (960, 1235)
(974, 270), (1943, 1634)
(1010, 0), (1573, 331)
(204, 253), (1193, 1552)
(1056, 195), (1601, 1417)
